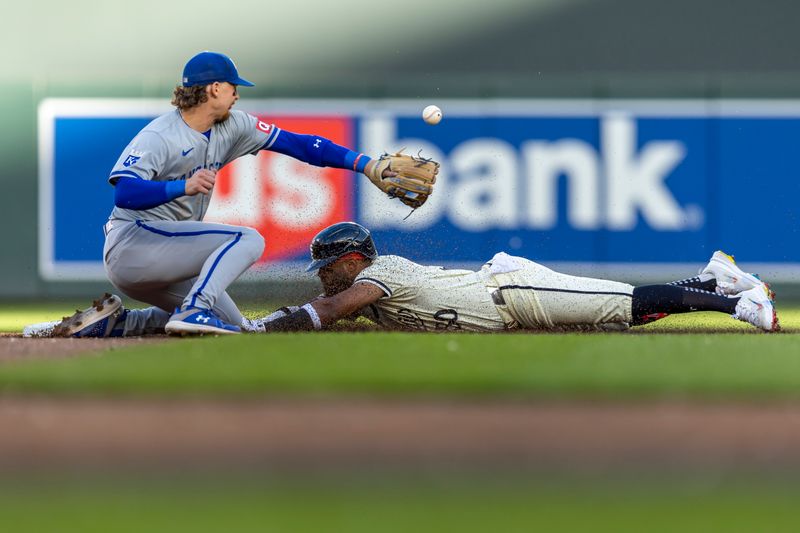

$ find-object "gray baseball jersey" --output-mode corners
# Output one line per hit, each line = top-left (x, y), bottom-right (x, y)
(102, 109), (279, 328)
(107, 109), (280, 222)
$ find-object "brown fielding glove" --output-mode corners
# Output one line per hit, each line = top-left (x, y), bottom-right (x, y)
(364, 152), (439, 209)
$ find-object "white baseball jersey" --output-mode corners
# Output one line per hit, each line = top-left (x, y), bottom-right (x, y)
(107, 109), (280, 222)
(354, 255), (507, 332)
(353, 253), (634, 332)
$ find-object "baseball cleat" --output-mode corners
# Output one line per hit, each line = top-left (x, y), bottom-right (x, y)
(52, 293), (124, 337)
(732, 285), (780, 332)
(702, 251), (768, 297)
(165, 307), (241, 336)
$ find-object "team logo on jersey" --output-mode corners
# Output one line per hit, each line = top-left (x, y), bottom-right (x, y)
(257, 121), (272, 134)
(122, 150), (145, 167)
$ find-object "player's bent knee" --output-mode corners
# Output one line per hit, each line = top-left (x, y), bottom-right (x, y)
(239, 228), (265, 262)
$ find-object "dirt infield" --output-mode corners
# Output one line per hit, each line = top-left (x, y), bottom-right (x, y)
(2, 397), (800, 474)
(3, 336), (800, 476)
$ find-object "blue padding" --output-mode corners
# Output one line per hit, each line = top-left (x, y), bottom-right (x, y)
(115, 177), (168, 210)
(267, 129), (364, 169)
(114, 177), (185, 210)
(164, 180), (186, 200)
(344, 151), (371, 172)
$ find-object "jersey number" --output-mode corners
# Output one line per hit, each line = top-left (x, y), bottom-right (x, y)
(395, 308), (461, 331)
(433, 309), (461, 331)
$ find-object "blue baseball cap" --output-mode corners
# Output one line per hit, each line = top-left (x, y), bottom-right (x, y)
(182, 51), (255, 87)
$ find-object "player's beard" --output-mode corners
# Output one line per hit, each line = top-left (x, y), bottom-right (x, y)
(320, 273), (355, 297)
(215, 111), (231, 124)
(323, 279), (350, 297)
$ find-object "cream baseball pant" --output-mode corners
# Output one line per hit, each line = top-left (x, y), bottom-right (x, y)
(102, 219), (265, 335)
(484, 253), (634, 329)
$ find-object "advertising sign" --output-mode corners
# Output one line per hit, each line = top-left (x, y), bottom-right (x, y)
(38, 99), (800, 281)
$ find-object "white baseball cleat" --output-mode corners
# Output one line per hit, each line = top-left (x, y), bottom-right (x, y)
(733, 285), (780, 332)
(52, 293), (124, 337)
(702, 251), (768, 297)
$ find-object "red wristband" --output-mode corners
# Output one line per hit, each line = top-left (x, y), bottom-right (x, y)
(352, 153), (364, 172)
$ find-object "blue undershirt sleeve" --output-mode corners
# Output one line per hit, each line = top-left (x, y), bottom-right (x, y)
(114, 177), (186, 210)
(266, 130), (371, 172)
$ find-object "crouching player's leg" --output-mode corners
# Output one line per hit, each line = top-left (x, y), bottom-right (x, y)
(105, 220), (265, 336)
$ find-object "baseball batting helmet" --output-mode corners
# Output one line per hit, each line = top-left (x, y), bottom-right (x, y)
(306, 222), (378, 272)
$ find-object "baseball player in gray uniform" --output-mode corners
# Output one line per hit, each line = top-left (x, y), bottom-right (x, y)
(44, 51), (429, 337)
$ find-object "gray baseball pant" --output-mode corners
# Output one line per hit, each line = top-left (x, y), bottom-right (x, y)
(103, 219), (265, 335)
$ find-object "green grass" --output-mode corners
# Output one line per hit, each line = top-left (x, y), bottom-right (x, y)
(640, 308), (800, 333)
(0, 301), (87, 332)
(1, 326), (800, 398)
(3, 477), (800, 533)
(1, 302), (799, 398)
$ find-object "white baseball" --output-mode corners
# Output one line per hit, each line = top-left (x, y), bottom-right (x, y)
(422, 105), (442, 125)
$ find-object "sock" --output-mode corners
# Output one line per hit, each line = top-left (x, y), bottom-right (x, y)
(668, 272), (717, 292)
(632, 285), (738, 325)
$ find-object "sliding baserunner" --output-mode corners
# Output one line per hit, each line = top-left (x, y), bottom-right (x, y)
(254, 222), (779, 333)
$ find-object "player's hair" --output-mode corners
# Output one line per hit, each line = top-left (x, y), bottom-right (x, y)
(171, 85), (209, 110)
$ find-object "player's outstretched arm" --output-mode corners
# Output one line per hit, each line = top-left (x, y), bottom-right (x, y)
(261, 282), (384, 333)
(267, 130), (372, 172)
(267, 129), (438, 209)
